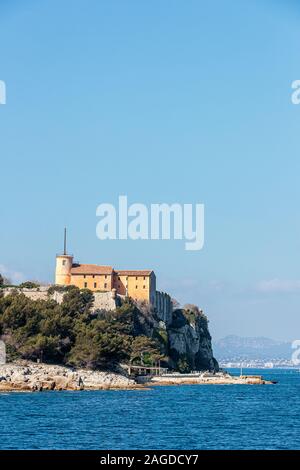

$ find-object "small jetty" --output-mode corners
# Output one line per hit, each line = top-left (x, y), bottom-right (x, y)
(126, 368), (277, 386)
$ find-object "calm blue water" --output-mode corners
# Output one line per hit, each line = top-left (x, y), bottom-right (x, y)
(0, 369), (300, 450)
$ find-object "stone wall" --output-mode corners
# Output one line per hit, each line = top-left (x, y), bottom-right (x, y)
(2, 286), (50, 302)
(2, 287), (121, 312)
(2, 286), (173, 321)
(93, 291), (123, 311)
(2, 287), (171, 318)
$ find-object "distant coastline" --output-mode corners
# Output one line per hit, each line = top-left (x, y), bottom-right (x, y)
(220, 362), (298, 370)
(214, 335), (295, 369)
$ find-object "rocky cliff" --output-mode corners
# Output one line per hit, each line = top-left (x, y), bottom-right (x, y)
(167, 309), (218, 371)
(134, 301), (218, 372)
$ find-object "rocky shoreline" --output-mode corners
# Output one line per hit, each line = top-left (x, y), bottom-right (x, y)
(0, 361), (275, 392)
(0, 361), (137, 392)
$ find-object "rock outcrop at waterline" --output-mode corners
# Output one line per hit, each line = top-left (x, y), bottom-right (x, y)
(0, 362), (136, 392)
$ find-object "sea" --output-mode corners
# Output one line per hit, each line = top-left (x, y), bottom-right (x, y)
(0, 368), (300, 450)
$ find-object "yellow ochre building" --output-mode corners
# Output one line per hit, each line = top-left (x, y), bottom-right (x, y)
(55, 231), (156, 304)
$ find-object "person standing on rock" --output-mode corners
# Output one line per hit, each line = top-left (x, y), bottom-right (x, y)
(78, 377), (84, 390)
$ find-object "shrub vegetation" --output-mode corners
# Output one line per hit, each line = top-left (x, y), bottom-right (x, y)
(0, 287), (164, 370)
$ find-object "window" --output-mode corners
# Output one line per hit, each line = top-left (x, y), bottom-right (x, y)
(62, 260), (66, 266)
(136, 277), (138, 280)
(105, 275), (107, 279)
(84, 282), (87, 288)
(84, 275), (86, 279)
(136, 285), (138, 289)
(104, 283), (107, 288)
(143, 276), (146, 280)
(143, 285), (146, 289)
(94, 283), (97, 288)
(92, 275), (95, 279)
(118, 277), (120, 281)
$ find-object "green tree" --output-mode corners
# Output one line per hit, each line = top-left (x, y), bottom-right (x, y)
(19, 281), (40, 289)
(18, 333), (63, 362)
(61, 287), (94, 318)
(67, 323), (131, 369)
(130, 335), (162, 365)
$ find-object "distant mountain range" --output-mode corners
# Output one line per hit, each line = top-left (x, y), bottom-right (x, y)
(213, 335), (292, 361)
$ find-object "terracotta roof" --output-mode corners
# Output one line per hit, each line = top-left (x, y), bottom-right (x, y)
(71, 264), (113, 275)
(116, 270), (153, 276)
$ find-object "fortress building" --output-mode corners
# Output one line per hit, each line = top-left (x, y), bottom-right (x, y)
(55, 230), (156, 304)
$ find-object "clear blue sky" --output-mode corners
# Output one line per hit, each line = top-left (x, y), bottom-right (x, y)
(1, 0), (300, 341)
